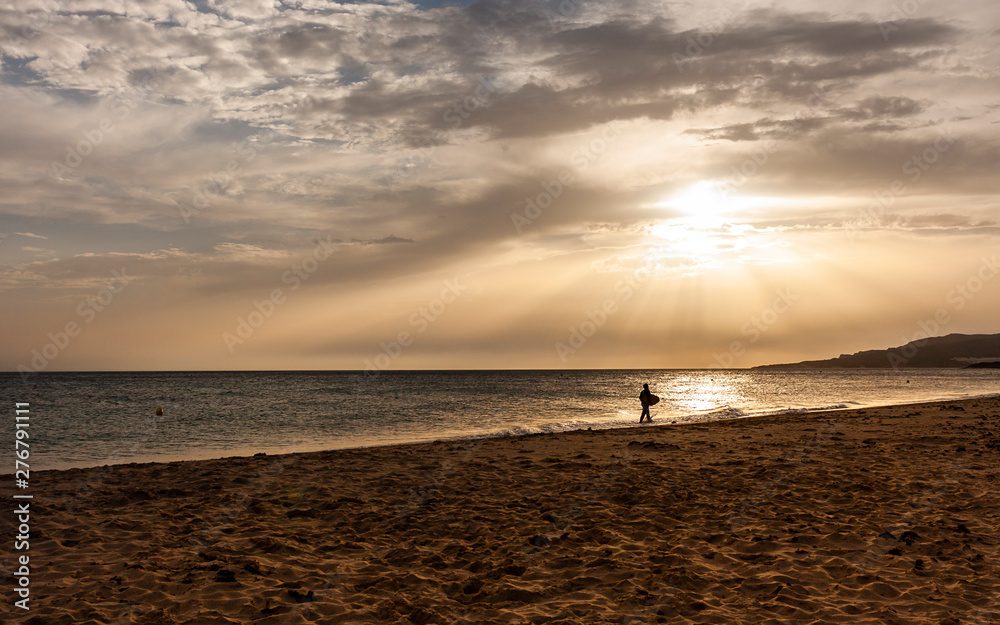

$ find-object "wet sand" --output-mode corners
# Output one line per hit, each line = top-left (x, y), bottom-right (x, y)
(4, 396), (1000, 624)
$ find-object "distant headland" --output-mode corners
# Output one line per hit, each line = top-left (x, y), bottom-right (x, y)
(754, 333), (1000, 369)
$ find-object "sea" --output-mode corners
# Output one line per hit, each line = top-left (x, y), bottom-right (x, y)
(2, 368), (998, 471)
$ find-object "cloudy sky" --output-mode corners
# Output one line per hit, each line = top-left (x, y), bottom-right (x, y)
(1, 0), (998, 371)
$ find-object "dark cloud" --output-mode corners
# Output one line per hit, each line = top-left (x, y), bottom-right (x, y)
(686, 116), (832, 141)
(0, 1), (966, 146)
(738, 14), (956, 56)
(350, 235), (415, 245)
(840, 95), (928, 120)
(686, 96), (929, 141)
(427, 13), (961, 140)
(0, 0), (996, 295)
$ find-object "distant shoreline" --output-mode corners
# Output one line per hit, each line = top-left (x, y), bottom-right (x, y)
(752, 332), (1000, 369)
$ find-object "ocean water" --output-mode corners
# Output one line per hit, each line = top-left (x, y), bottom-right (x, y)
(2, 369), (998, 471)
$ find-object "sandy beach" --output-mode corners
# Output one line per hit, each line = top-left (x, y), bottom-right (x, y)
(5, 396), (1000, 624)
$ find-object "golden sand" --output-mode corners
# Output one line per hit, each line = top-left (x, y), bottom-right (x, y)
(5, 397), (1000, 624)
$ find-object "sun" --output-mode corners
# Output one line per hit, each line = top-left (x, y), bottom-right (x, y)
(644, 181), (789, 269)
(648, 181), (741, 255)
(654, 180), (779, 226)
(661, 180), (732, 224)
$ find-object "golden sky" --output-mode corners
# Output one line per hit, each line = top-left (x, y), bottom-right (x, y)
(1, 0), (999, 371)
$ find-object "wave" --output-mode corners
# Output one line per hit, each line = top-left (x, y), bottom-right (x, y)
(455, 402), (859, 445)
(760, 403), (850, 416)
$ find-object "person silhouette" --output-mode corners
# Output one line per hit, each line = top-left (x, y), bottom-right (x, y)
(639, 383), (652, 423)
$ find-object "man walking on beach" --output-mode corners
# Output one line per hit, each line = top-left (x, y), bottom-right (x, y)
(639, 383), (652, 423)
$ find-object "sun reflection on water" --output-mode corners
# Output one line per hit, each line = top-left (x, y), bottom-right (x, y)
(666, 374), (748, 413)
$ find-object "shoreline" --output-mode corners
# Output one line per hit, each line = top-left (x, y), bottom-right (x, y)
(7, 395), (998, 623)
(22, 392), (1000, 474)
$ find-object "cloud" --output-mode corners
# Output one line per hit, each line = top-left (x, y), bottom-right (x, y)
(0, 0), (998, 369)
(685, 116), (833, 142)
(20, 245), (52, 254)
(685, 95), (932, 141)
(352, 234), (415, 245)
(840, 95), (928, 121)
(849, 212), (1000, 236)
(0, 3), (964, 148)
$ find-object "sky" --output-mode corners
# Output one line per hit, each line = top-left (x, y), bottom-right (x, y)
(1, 0), (999, 372)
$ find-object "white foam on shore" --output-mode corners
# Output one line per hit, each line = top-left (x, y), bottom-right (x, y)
(450, 394), (1000, 446)
(462, 402), (855, 443)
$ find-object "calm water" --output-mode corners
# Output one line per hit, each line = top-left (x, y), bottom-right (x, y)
(2, 369), (997, 470)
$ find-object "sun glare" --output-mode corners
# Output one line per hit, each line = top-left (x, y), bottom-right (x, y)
(646, 181), (791, 269)
(661, 181), (731, 220)
(655, 181), (782, 223)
